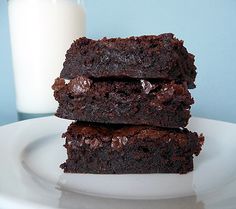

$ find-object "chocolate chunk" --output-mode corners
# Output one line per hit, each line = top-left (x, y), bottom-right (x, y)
(140, 79), (154, 94)
(67, 76), (92, 95)
(111, 136), (128, 150)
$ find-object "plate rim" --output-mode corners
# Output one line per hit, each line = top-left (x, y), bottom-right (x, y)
(0, 116), (236, 209)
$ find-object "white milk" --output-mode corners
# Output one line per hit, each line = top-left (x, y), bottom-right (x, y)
(8, 0), (85, 114)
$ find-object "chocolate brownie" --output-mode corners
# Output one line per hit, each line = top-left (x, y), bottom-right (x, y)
(52, 77), (194, 128)
(60, 33), (196, 88)
(60, 122), (204, 174)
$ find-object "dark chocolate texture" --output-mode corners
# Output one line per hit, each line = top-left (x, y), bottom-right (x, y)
(60, 33), (196, 88)
(53, 77), (194, 128)
(61, 122), (204, 174)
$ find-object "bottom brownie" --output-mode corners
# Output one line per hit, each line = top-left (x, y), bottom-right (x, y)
(61, 122), (204, 174)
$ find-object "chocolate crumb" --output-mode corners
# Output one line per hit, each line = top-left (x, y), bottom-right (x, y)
(52, 78), (65, 91)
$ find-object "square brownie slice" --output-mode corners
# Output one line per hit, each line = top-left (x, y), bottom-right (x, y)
(52, 77), (194, 128)
(60, 33), (196, 88)
(61, 122), (204, 174)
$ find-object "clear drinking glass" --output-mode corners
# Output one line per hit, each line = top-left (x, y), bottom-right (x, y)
(8, 0), (85, 120)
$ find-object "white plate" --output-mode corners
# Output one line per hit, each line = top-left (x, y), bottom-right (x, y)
(0, 116), (236, 209)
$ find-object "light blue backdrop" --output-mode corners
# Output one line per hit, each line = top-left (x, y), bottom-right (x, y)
(1, 0), (236, 125)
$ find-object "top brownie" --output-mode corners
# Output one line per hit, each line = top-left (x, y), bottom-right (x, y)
(60, 33), (196, 88)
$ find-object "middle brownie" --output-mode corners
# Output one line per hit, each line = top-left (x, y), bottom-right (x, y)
(53, 76), (194, 128)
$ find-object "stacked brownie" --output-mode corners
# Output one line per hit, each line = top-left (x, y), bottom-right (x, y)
(52, 33), (204, 174)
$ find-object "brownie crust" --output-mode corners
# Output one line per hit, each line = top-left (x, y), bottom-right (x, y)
(53, 77), (194, 128)
(61, 122), (204, 174)
(60, 33), (196, 88)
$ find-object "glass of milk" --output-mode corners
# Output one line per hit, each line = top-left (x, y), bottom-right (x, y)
(8, 0), (85, 120)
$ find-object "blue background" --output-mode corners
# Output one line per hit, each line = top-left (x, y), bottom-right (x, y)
(1, 0), (236, 125)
